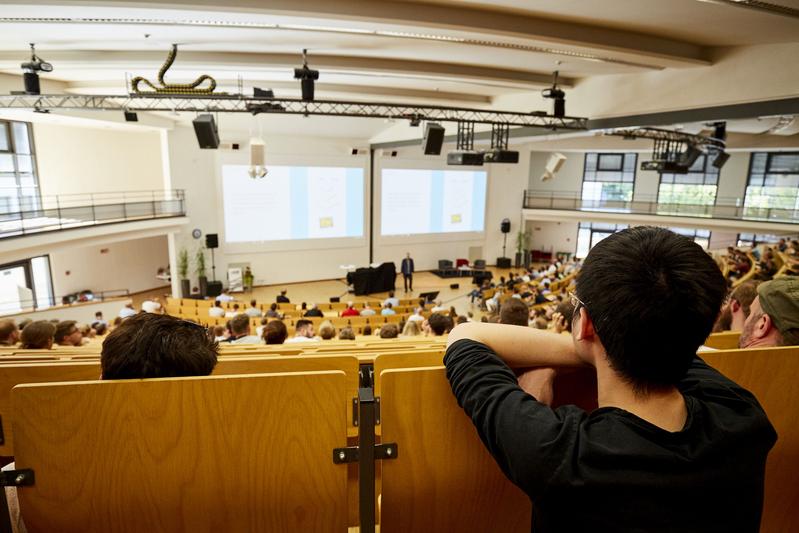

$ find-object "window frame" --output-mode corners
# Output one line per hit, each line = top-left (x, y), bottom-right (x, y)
(656, 154), (720, 207)
(0, 120), (40, 215)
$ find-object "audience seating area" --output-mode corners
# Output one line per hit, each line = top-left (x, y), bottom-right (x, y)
(0, 333), (796, 531)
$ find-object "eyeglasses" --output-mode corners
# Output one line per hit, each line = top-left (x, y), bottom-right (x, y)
(569, 291), (587, 313)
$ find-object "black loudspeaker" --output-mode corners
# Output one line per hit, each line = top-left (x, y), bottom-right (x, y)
(501, 219), (511, 233)
(450, 283), (459, 289)
(330, 296), (340, 303)
(206, 281), (223, 297)
(205, 234), (219, 249)
(422, 123), (445, 155)
(497, 257), (512, 268)
(192, 114), (220, 149)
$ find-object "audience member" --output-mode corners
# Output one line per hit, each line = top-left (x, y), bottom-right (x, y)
(94, 322), (108, 336)
(263, 320), (288, 345)
(408, 308), (425, 322)
(118, 304), (137, 319)
(401, 320), (422, 337)
(380, 323), (399, 339)
(20, 321), (56, 349)
(245, 300), (263, 318)
(426, 312), (453, 336)
(499, 298), (529, 327)
(726, 281), (761, 332)
(54, 320), (83, 347)
(431, 300), (446, 313)
(276, 289), (290, 303)
(286, 319), (317, 343)
(457, 316), (468, 325)
(92, 311), (107, 328)
(551, 301), (576, 334)
(141, 297), (162, 314)
(0, 320), (20, 346)
(444, 226), (774, 532)
(318, 321), (337, 340)
(532, 317), (548, 329)
(340, 302), (360, 317)
(362, 325), (372, 336)
(304, 304), (324, 317)
(338, 326), (356, 341)
(739, 277), (799, 348)
(383, 291), (400, 308)
(217, 289), (234, 302)
(361, 304), (376, 316)
(265, 303), (281, 318)
(212, 325), (227, 342)
(225, 304), (241, 318)
(209, 300), (225, 317)
(381, 302), (397, 316)
(226, 314), (261, 344)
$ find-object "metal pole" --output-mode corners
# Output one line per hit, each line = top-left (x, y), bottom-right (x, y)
(358, 387), (376, 533)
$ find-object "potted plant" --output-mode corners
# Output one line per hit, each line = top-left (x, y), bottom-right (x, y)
(178, 248), (190, 298)
(195, 247), (208, 297)
(515, 230), (529, 268)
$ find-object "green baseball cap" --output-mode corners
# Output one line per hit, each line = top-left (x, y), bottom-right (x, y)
(757, 278), (799, 335)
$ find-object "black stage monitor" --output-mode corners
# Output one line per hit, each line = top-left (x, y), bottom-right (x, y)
(419, 291), (440, 304)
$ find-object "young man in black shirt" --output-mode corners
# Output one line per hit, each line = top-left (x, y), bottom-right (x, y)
(445, 226), (776, 532)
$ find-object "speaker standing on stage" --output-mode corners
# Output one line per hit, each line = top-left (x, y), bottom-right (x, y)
(401, 252), (415, 292)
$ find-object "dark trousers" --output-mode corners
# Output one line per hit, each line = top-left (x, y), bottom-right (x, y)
(403, 273), (413, 291)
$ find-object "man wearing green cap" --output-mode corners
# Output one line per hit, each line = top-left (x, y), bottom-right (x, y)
(739, 277), (799, 348)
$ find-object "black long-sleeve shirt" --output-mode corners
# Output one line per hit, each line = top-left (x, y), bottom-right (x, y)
(444, 339), (777, 533)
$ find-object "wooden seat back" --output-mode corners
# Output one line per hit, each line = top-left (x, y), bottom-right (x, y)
(704, 330), (741, 350)
(377, 366), (531, 532)
(703, 346), (799, 533)
(0, 361), (101, 456)
(12, 371), (349, 533)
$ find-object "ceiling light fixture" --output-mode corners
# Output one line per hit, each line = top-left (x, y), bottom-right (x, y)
(19, 43), (52, 95)
(541, 70), (566, 118)
(293, 49), (319, 102)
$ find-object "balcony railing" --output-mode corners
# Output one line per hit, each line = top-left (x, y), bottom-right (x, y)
(523, 190), (799, 225)
(0, 189), (186, 239)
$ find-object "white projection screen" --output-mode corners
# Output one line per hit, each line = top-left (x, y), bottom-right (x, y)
(222, 165), (364, 243)
(380, 168), (487, 236)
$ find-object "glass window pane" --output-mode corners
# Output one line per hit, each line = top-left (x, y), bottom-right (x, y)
(31, 255), (53, 309)
(11, 123), (31, 155)
(768, 154), (799, 173)
(0, 154), (14, 173)
(0, 124), (9, 152)
(598, 154), (622, 171)
(16, 155), (33, 173)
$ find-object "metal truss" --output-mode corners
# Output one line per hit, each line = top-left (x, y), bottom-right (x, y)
(605, 127), (725, 149)
(0, 93), (588, 129)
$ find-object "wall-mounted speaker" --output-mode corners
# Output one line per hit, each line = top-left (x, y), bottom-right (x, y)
(541, 152), (567, 181)
(501, 219), (511, 234)
(422, 123), (445, 155)
(192, 114), (220, 149)
(205, 234), (219, 249)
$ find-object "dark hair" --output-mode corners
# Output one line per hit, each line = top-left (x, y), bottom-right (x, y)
(54, 320), (79, 344)
(0, 319), (18, 343)
(363, 325), (372, 336)
(214, 300), (221, 307)
(428, 313), (454, 335)
(555, 301), (575, 332)
(388, 291), (394, 297)
(500, 299), (529, 327)
(95, 311), (103, 317)
(456, 316), (468, 325)
(101, 314), (218, 379)
(576, 226), (726, 392)
(380, 323), (399, 338)
(295, 319), (313, 332)
(250, 299), (257, 307)
(270, 303), (277, 311)
(229, 314), (250, 335)
(339, 326), (356, 340)
(94, 323), (108, 336)
(264, 320), (288, 344)
(20, 320), (56, 349)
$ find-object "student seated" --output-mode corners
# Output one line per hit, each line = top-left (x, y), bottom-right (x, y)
(54, 320), (83, 347)
(208, 300), (225, 317)
(381, 302), (396, 316)
(304, 304), (324, 318)
(738, 277), (799, 348)
(379, 323), (399, 339)
(338, 326), (356, 341)
(5, 313), (218, 532)
(225, 314), (262, 344)
(245, 300), (263, 318)
(263, 320), (288, 345)
(424, 312), (453, 336)
(19, 321), (55, 349)
(445, 227), (776, 532)
(318, 321), (337, 340)
(285, 319), (317, 343)
(0, 319), (20, 347)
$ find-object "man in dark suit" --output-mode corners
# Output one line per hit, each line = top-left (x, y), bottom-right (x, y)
(276, 289), (290, 303)
(401, 252), (415, 292)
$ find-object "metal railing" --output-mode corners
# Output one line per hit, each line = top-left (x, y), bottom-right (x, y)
(0, 288), (131, 316)
(0, 189), (186, 239)
(523, 190), (799, 224)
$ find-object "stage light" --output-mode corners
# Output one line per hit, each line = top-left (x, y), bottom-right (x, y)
(483, 123), (518, 164)
(680, 144), (703, 168)
(248, 136), (268, 178)
(447, 151), (484, 166)
(483, 150), (519, 164)
(542, 70), (566, 118)
(253, 87), (275, 98)
(124, 111), (138, 122)
(712, 150), (730, 169)
(293, 49), (319, 102)
(711, 121), (727, 142)
(20, 43), (53, 95)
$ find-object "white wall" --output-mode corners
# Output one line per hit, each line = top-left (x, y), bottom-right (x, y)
(49, 236), (169, 296)
(527, 220), (579, 255)
(33, 122), (165, 197)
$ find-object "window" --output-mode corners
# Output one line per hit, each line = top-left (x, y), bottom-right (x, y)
(0, 255), (53, 314)
(736, 233), (786, 248)
(575, 222), (628, 259)
(0, 121), (39, 215)
(658, 155), (719, 212)
(669, 227), (711, 249)
(581, 153), (636, 210)
(744, 152), (799, 219)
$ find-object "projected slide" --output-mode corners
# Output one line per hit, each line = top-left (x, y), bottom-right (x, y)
(222, 165), (364, 242)
(381, 169), (486, 236)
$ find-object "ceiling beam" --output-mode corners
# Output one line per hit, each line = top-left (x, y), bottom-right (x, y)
(12, 0), (710, 67)
(0, 50), (567, 90)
